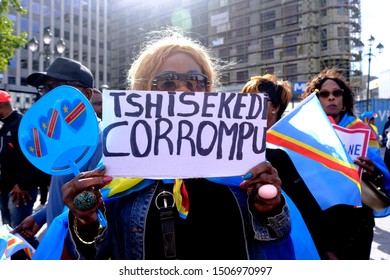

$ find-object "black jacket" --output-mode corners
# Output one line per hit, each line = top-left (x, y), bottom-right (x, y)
(0, 109), (50, 193)
(266, 148), (374, 260)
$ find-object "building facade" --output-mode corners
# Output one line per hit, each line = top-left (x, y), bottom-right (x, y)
(110, 0), (363, 97)
(2, 0), (363, 110)
(2, 0), (110, 110)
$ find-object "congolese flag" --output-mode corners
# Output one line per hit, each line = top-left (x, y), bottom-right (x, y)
(339, 114), (390, 217)
(0, 224), (35, 260)
(266, 94), (362, 210)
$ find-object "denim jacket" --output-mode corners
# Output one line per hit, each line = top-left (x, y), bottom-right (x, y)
(70, 181), (291, 260)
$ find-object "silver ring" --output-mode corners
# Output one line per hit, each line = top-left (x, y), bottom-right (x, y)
(73, 191), (97, 210)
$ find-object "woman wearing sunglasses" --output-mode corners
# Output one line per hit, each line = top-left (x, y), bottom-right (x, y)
(301, 67), (390, 259)
(62, 28), (294, 260)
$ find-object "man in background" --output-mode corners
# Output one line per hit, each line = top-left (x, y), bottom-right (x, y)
(0, 90), (51, 257)
(11, 57), (102, 259)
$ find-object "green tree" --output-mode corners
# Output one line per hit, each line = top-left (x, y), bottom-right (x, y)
(0, 0), (27, 73)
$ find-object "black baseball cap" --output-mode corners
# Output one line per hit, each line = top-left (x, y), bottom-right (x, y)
(27, 57), (94, 88)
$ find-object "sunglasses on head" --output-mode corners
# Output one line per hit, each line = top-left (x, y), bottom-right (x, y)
(152, 72), (209, 92)
(316, 88), (344, 98)
(258, 81), (277, 95)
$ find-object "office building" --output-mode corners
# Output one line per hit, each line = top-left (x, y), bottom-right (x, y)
(2, 0), (362, 109)
(110, 0), (363, 99)
(2, 0), (110, 110)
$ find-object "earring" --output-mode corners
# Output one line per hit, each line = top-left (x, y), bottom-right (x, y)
(342, 106), (346, 111)
(271, 111), (275, 115)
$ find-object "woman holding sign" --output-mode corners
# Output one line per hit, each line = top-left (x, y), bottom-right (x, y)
(242, 75), (326, 260)
(301, 67), (390, 259)
(61, 28), (294, 260)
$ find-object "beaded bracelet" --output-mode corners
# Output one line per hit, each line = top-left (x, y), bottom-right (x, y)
(73, 217), (101, 245)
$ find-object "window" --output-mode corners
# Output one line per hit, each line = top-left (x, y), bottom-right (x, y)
(320, 0), (327, 16)
(236, 54), (248, 63)
(219, 47), (230, 58)
(282, 4), (298, 25)
(283, 34), (297, 56)
(337, 27), (349, 37)
(221, 72), (230, 84)
(236, 44), (247, 55)
(283, 64), (298, 82)
(236, 44), (248, 63)
(236, 27), (250, 37)
(234, 1), (248, 11)
(337, 27), (349, 51)
(262, 38), (274, 60)
(260, 11), (275, 21)
(235, 16), (250, 28)
(83, 35), (88, 45)
(262, 67), (274, 75)
(260, 11), (276, 31)
(320, 28), (327, 51)
(337, 0), (349, 15)
(237, 70), (248, 83)
(338, 38), (350, 52)
(262, 21), (275, 31)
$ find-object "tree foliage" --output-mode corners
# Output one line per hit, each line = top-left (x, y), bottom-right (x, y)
(0, 0), (27, 73)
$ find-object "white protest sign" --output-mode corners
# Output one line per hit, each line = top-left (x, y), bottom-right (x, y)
(332, 124), (370, 178)
(102, 90), (267, 179)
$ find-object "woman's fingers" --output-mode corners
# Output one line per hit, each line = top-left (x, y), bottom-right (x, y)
(240, 161), (283, 214)
(61, 165), (112, 224)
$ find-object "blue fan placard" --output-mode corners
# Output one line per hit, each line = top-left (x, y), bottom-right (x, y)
(18, 85), (99, 176)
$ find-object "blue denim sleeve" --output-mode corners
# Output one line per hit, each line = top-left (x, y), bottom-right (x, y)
(250, 195), (291, 241)
(32, 206), (47, 227)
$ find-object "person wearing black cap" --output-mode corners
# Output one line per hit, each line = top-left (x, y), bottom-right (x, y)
(12, 57), (102, 259)
(0, 90), (51, 258)
(26, 57), (94, 97)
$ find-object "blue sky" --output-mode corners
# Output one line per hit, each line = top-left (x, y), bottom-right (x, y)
(360, 0), (390, 75)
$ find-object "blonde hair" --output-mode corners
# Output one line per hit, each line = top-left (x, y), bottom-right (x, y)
(126, 28), (220, 91)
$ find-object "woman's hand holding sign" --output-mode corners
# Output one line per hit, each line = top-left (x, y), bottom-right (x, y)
(239, 161), (282, 215)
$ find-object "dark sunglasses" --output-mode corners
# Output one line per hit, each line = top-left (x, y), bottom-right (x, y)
(152, 72), (209, 92)
(316, 89), (344, 98)
(37, 81), (88, 95)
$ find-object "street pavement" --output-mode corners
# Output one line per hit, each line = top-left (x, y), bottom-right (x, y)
(370, 147), (390, 260)
(371, 215), (390, 260)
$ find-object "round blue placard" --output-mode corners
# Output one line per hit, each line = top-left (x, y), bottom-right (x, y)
(18, 85), (99, 176)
